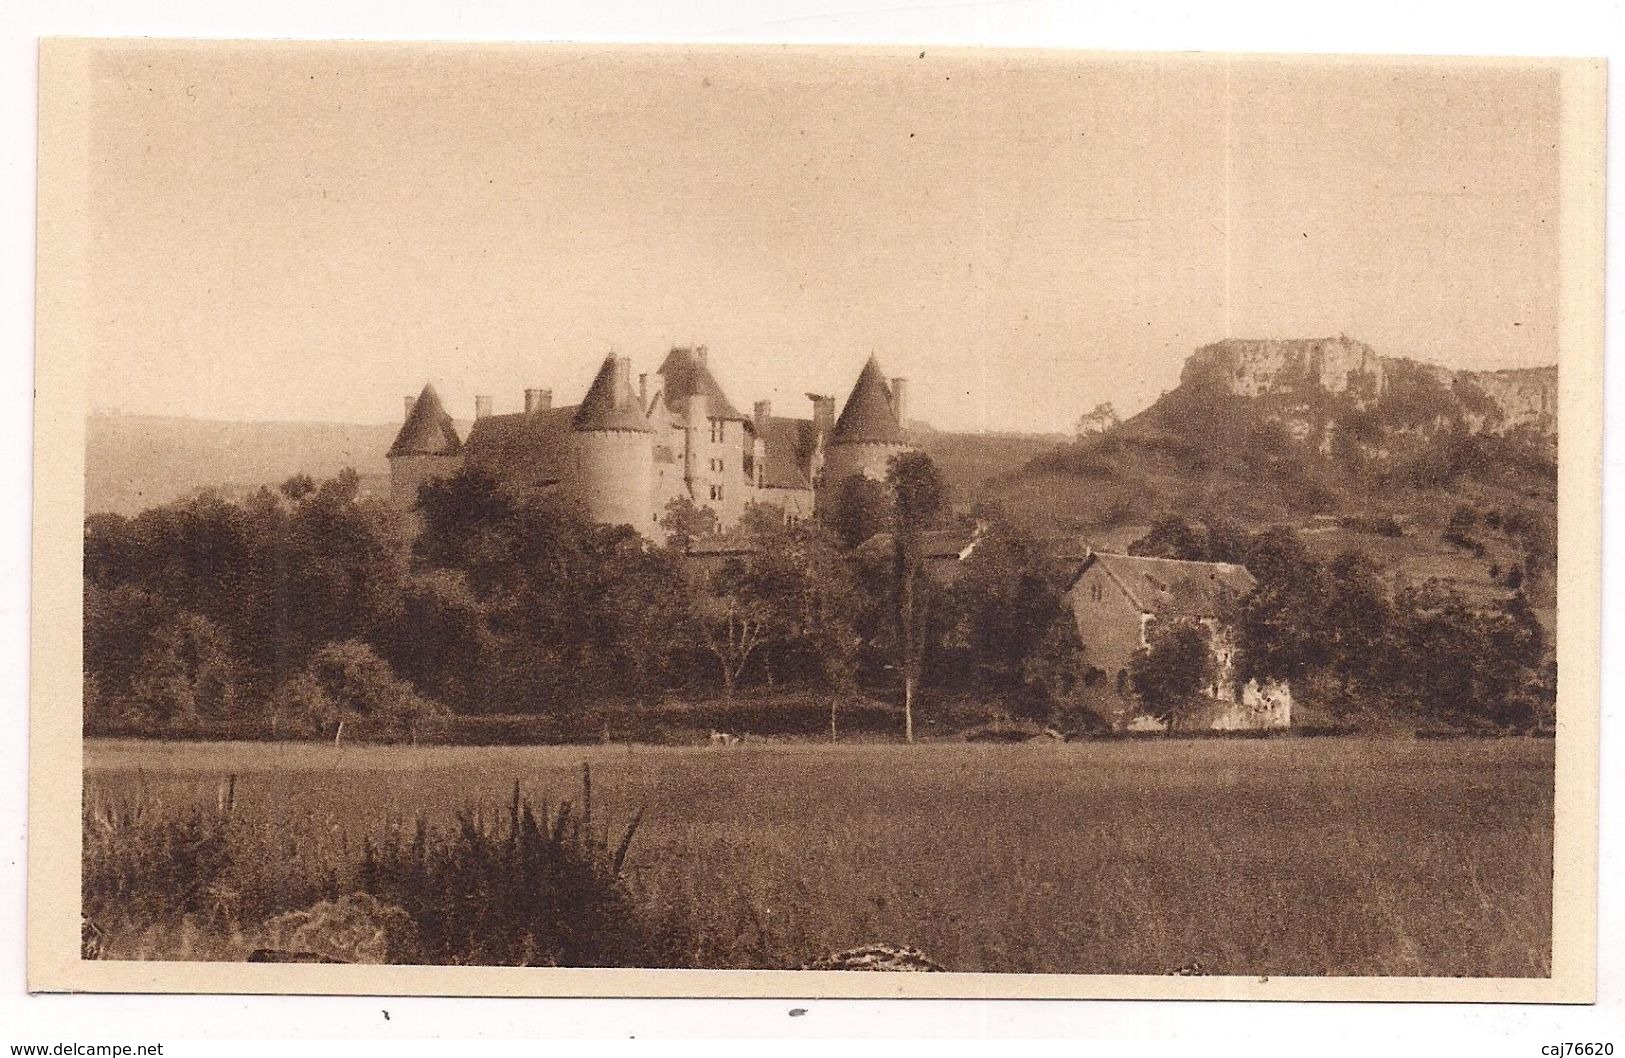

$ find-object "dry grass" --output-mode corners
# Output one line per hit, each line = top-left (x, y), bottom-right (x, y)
(83, 736), (1553, 976)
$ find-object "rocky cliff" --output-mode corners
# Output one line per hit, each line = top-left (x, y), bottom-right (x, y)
(1181, 337), (1556, 438)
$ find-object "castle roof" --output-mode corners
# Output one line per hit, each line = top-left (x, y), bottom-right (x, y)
(388, 384), (463, 457)
(463, 404), (577, 486)
(759, 415), (819, 491)
(656, 347), (748, 421)
(573, 355), (655, 433)
(832, 355), (905, 445)
(1071, 551), (1256, 619)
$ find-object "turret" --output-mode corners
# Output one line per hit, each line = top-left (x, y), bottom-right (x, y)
(571, 354), (657, 535)
(821, 355), (912, 491)
(387, 383), (464, 508)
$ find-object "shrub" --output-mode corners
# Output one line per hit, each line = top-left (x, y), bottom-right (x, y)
(83, 793), (239, 928)
(285, 640), (444, 743)
(83, 769), (686, 967)
(357, 770), (683, 967)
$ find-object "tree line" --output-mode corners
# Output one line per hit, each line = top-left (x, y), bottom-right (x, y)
(1125, 514), (1553, 730)
(84, 462), (1553, 743)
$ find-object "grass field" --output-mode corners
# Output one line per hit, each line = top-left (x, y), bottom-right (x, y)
(83, 736), (1554, 976)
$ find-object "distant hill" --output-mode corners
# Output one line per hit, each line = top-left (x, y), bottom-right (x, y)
(85, 413), (400, 515)
(84, 411), (1064, 519)
(908, 424), (1068, 508)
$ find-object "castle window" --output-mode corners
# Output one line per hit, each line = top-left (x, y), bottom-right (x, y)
(1090, 583), (1104, 603)
(709, 484), (723, 502)
(710, 420), (724, 444)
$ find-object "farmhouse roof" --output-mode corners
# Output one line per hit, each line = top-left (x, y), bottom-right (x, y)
(388, 384), (463, 457)
(832, 355), (904, 445)
(1074, 551), (1256, 618)
(854, 525), (981, 561)
(573, 355), (655, 433)
(657, 347), (748, 421)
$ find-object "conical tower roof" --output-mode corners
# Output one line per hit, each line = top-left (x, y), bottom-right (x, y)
(832, 355), (905, 445)
(655, 347), (747, 421)
(388, 383), (463, 457)
(572, 354), (655, 433)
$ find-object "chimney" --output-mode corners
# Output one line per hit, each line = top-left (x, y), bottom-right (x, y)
(403, 395), (417, 420)
(524, 388), (551, 415)
(807, 392), (835, 437)
(695, 345), (709, 367)
(613, 356), (633, 409)
(754, 399), (772, 435)
(475, 395), (492, 420)
(638, 373), (649, 410)
(890, 377), (909, 427)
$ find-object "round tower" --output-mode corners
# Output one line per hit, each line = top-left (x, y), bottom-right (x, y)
(821, 355), (912, 489)
(387, 383), (464, 509)
(570, 354), (657, 533)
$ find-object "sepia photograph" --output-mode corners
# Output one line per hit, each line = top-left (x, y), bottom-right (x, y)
(27, 38), (1603, 1002)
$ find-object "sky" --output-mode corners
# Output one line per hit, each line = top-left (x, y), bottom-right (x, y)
(82, 44), (1562, 434)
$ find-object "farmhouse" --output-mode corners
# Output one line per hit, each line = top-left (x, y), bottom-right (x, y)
(387, 348), (915, 540)
(1063, 550), (1292, 730)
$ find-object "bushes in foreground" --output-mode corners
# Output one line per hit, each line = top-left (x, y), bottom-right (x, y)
(82, 768), (685, 967)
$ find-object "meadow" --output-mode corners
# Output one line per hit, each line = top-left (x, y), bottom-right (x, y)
(83, 735), (1554, 976)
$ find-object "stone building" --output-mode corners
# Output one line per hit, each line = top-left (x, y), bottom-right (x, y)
(386, 347), (914, 540)
(1063, 550), (1292, 730)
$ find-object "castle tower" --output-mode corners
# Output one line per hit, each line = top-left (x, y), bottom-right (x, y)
(820, 355), (912, 490)
(655, 346), (752, 528)
(571, 353), (657, 534)
(387, 383), (464, 508)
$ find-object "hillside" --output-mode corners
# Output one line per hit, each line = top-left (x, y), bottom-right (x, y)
(86, 414), (403, 515)
(984, 337), (1558, 625)
(908, 424), (1068, 505)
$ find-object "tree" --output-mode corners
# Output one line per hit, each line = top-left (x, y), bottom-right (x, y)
(1321, 549), (1393, 699)
(1128, 514), (1206, 561)
(127, 611), (239, 727)
(1203, 517), (1250, 564)
(937, 518), (1068, 706)
(1234, 527), (1329, 686)
(1386, 581), (1548, 728)
(660, 495), (719, 551)
(286, 640), (442, 744)
(887, 451), (948, 742)
(689, 576), (772, 700)
(279, 473), (316, 503)
(1074, 401), (1120, 439)
(1129, 618), (1216, 731)
(823, 474), (891, 549)
(1020, 616), (1091, 726)
(83, 583), (175, 711)
(385, 570), (491, 712)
